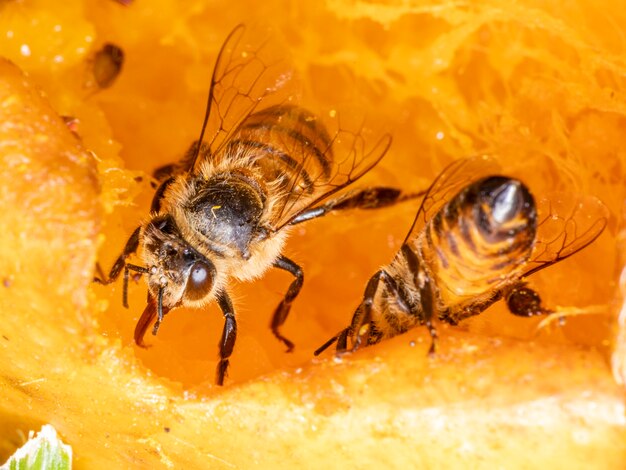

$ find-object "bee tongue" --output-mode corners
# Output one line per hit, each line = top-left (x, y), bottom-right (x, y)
(134, 292), (171, 347)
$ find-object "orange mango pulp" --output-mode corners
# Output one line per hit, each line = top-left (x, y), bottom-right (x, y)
(1, 0), (626, 468)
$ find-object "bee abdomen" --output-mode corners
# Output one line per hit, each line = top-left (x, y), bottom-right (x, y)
(424, 177), (537, 295)
(228, 105), (334, 195)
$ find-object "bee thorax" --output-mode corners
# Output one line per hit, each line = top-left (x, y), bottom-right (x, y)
(183, 172), (267, 258)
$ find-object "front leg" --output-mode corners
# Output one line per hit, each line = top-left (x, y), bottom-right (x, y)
(215, 290), (237, 386)
(350, 269), (400, 351)
(314, 328), (347, 356)
(150, 176), (175, 213)
(94, 226), (143, 308)
(94, 226), (141, 284)
(315, 268), (406, 356)
(270, 256), (303, 352)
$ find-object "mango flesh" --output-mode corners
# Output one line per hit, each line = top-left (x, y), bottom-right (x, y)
(1, 0), (626, 468)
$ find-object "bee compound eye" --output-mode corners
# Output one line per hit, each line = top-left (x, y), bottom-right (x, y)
(185, 260), (215, 301)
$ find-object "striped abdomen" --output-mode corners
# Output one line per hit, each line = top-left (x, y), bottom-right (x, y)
(226, 104), (333, 197)
(419, 176), (537, 315)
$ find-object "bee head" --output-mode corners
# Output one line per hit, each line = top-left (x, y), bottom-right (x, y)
(475, 176), (537, 241)
(142, 214), (217, 306)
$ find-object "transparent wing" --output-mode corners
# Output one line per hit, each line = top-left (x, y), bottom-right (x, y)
(182, 24), (294, 173)
(403, 155), (502, 244)
(271, 122), (393, 231)
(522, 193), (608, 278)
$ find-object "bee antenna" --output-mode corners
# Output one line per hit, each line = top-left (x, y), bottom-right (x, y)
(152, 286), (165, 336)
(190, 24), (246, 171)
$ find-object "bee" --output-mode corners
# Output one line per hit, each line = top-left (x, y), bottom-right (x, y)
(315, 155), (608, 356)
(95, 25), (415, 385)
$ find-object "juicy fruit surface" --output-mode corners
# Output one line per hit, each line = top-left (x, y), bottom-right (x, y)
(0, 0), (625, 468)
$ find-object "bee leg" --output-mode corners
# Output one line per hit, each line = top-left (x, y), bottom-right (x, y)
(314, 331), (342, 356)
(352, 309), (374, 352)
(215, 290), (237, 386)
(270, 256), (303, 352)
(350, 269), (403, 351)
(425, 321), (438, 356)
(313, 325), (353, 356)
(150, 176), (176, 213)
(419, 287), (438, 356)
(152, 163), (178, 183)
(152, 285), (165, 335)
(93, 226), (141, 283)
(94, 263), (107, 282)
(506, 284), (549, 317)
(93, 226), (142, 307)
(288, 187), (425, 225)
(124, 264), (151, 308)
(152, 140), (207, 184)
(399, 243), (438, 354)
(336, 328), (351, 351)
(315, 268), (409, 356)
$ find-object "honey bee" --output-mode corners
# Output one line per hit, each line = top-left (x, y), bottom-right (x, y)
(315, 155), (608, 355)
(95, 25), (415, 385)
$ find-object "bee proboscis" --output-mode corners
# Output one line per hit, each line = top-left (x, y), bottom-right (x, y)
(95, 25), (418, 385)
(315, 155), (608, 355)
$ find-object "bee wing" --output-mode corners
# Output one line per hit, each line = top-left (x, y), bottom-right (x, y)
(183, 24), (293, 173)
(402, 155), (502, 244)
(521, 193), (608, 278)
(272, 127), (393, 230)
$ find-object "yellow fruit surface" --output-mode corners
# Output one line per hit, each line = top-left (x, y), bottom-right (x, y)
(1, 0), (625, 468)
